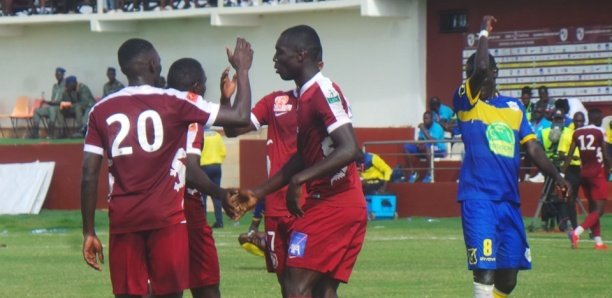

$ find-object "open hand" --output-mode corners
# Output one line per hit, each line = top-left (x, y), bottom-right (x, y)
(226, 37), (254, 72)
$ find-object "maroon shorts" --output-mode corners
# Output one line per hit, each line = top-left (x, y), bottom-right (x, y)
(264, 216), (295, 275)
(286, 203), (367, 283)
(581, 174), (608, 200)
(187, 224), (220, 288)
(109, 223), (189, 296)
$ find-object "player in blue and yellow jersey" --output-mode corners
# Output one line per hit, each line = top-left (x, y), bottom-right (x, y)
(453, 16), (570, 298)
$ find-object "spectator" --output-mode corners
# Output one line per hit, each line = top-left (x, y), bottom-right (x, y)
(520, 86), (533, 121)
(553, 98), (573, 127)
(59, 76), (96, 138)
(102, 67), (125, 97)
(529, 108), (567, 183)
(429, 96), (454, 132)
(30, 67), (66, 139)
(558, 111), (586, 230)
(529, 101), (551, 138)
(404, 111), (446, 183)
(200, 128), (227, 228)
(359, 151), (393, 195)
(537, 85), (555, 120)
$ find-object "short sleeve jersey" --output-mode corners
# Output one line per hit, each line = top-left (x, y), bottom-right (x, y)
(453, 79), (535, 203)
(296, 73), (364, 208)
(184, 122), (208, 228)
(251, 90), (299, 216)
(434, 104), (454, 122)
(572, 125), (607, 178)
(84, 85), (219, 234)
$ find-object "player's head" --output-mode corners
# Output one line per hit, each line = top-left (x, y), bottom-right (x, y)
(587, 108), (603, 126)
(572, 111), (585, 129)
(466, 53), (498, 100)
(273, 25), (322, 81)
(538, 85), (549, 101)
(465, 53), (497, 78)
(423, 111), (433, 127)
(520, 86), (532, 106)
(167, 58), (207, 96)
(117, 38), (161, 85)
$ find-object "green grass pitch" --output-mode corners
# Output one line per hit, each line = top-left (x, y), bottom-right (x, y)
(0, 210), (610, 297)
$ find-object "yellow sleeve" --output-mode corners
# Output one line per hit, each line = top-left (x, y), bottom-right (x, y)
(372, 154), (392, 182)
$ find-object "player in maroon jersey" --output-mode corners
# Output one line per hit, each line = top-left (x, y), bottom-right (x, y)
(167, 57), (242, 298)
(80, 38), (252, 297)
(237, 25), (367, 297)
(223, 85), (300, 288)
(563, 108), (611, 250)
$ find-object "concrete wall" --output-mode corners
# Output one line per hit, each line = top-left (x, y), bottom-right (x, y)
(0, 1), (427, 128)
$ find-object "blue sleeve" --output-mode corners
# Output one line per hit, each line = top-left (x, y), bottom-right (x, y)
(440, 105), (454, 121)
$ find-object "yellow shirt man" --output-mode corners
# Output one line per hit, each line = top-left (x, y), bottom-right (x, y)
(200, 130), (227, 166)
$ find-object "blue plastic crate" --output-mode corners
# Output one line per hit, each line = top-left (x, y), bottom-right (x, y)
(365, 194), (397, 220)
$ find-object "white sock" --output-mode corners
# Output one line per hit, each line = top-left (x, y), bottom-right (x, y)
(473, 282), (494, 298)
(594, 236), (603, 245)
(574, 226), (584, 236)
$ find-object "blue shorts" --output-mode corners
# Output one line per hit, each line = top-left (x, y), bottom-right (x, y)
(461, 200), (531, 271)
(403, 143), (446, 158)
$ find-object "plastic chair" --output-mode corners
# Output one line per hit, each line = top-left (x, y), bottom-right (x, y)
(9, 96), (33, 138)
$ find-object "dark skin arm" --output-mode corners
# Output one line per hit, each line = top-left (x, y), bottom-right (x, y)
(468, 15), (497, 98)
(218, 68), (257, 138)
(525, 139), (570, 194)
(254, 123), (360, 217)
(80, 152), (104, 271)
(213, 38), (253, 127)
(185, 154), (236, 219)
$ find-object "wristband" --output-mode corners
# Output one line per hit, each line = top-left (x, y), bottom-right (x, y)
(478, 30), (489, 38)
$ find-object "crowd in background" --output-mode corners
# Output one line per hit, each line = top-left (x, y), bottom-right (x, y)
(0, 0), (325, 16)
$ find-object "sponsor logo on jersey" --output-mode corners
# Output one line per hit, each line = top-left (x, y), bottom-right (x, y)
(486, 122), (515, 158)
(288, 231), (307, 258)
(326, 96), (340, 104)
(467, 248), (477, 265)
(273, 95), (293, 115)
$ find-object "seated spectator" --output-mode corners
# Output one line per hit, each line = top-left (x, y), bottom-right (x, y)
(359, 151), (393, 195)
(520, 86), (533, 121)
(404, 111), (447, 183)
(59, 76), (96, 138)
(30, 67), (66, 139)
(102, 67), (125, 97)
(429, 96), (454, 132)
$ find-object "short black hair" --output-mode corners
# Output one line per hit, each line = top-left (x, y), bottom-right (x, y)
(107, 67), (116, 72)
(118, 38), (155, 69)
(281, 25), (323, 62)
(466, 53), (497, 77)
(167, 58), (206, 92)
(554, 98), (569, 114)
(538, 85), (548, 92)
(521, 86), (532, 96)
(588, 108), (603, 125)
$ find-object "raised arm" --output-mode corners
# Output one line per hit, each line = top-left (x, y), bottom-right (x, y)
(217, 66), (258, 137)
(468, 15), (497, 97)
(80, 152), (104, 272)
(213, 38), (253, 127)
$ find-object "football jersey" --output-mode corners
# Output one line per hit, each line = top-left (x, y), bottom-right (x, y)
(84, 85), (219, 234)
(453, 79), (535, 203)
(251, 90), (299, 216)
(296, 73), (364, 208)
(184, 122), (208, 228)
(572, 125), (606, 178)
